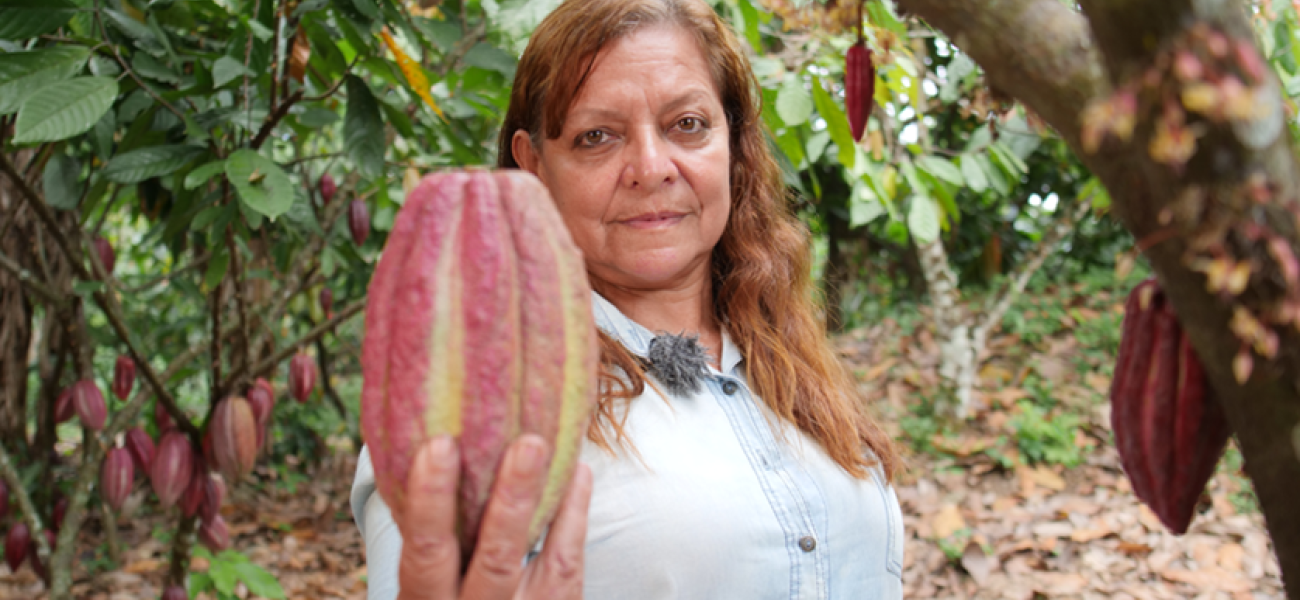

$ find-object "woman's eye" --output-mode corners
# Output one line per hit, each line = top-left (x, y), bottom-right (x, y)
(578, 130), (608, 146)
(677, 117), (704, 133)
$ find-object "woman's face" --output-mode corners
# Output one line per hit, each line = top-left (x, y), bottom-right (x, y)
(512, 25), (731, 294)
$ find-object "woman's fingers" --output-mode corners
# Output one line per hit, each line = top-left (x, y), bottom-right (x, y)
(396, 436), (462, 600)
(459, 434), (551, 599)
(522, 463), (592, 599)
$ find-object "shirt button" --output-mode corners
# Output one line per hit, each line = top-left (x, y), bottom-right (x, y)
(798, 536), (817, 552)
(722, 380), (739, 395)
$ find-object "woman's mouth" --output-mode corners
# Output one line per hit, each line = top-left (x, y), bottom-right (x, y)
(622, 212), (686, 229)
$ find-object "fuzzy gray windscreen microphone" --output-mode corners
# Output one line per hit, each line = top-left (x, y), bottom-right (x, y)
(644, 332), (713, 396)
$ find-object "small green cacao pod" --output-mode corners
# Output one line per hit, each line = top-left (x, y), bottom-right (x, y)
(361, 170), (599, 568)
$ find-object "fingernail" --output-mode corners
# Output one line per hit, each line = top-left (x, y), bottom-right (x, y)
(514, 436), (547, 476)
(427, 434), (454, 460)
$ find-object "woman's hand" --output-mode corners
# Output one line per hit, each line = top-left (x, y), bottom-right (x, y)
(393, 434), (593, 600)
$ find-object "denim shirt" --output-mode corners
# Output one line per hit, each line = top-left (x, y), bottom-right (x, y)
(351, 292), (905, 600)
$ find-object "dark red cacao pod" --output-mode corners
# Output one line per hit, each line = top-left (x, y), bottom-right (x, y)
(112, 355), (136, 401)
(199, 515), (230, 552)
(29, 530), (55, 581)
(211, 396), (258, 481)
(4, 523), (28, 572)
(349, 199), (370, 246)
(161, 585), (188, 600)
(92, 236), (115, 275)
(1110, 278), (1233, 535)
(200, 474), (225, 523)
(319, 173), (337, 205)
(151, 432), (193, 509)
(246, 378), (274, 426)
(51, 495), (67, 531)
(180, 468), (206, 518)
(320, 287), (334, 319)
(101, 447), (134, 512)
(54, 386), (75, 424)
(155, 400), (176, 433)
(126, 427), (155, 473)
(289, 352), (317, 403)
(72, 379), (107, 431)
(845, 41), (876, 143)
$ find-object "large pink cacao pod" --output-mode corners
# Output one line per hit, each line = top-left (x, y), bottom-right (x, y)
(1110, 278), (1233, 534)
(72, 379), (107, 431)
(360, 170), (599, 568)
(54, 387), (75, 424)
(112, 355), (136, 400)
(246, 378), (275, 425)
(101, 447), (134, 511)
(151, 432), (193, 508)
(210, 397), (258, 481)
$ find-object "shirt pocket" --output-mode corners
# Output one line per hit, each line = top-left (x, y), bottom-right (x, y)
(873, 478), (905, 578)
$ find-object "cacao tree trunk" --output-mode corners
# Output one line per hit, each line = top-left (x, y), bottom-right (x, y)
(897, 0), (1300, 594)
(0, 149), (37, 449)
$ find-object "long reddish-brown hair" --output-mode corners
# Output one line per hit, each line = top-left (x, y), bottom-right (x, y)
(496, 0), (897, 481)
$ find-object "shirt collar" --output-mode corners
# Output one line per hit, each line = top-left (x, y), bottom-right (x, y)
(590, 291), (743, 376)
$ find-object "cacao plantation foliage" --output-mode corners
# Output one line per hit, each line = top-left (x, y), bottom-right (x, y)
(2, 0), (1299, 597)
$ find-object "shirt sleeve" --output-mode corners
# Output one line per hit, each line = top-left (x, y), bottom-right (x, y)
(352, 446), (403, 600)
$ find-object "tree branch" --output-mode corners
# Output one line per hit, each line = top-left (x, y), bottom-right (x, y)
(0, 249), (64, 306)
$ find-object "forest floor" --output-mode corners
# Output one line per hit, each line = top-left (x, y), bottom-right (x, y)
(0, 274), (1287, 599)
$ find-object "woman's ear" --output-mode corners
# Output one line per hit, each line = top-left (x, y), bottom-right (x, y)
(511, 130), (540, 175)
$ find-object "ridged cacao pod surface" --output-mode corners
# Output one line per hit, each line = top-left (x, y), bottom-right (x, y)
(211, 396), (258, 481)
(845, 41), (876, 142)
(319, 173), (337, 205)
(180, 468), (206, 518)
(54, 387), (75, 423)
(4, 523), (28, 572)
(199, 515), (230, 551)
(92, 236), (115, 274)
(360, 170), (599, 567)
(126, 427), (155, 473)
(200, 474), (225, 523)
(151, 432), (193, 508)
(101, 447), (134, 511)
(72, 379), (107, 431)
(289, 352), (316, 403)
(349, 199), (370, 246)
(112, 355), (136, 400)
(1110, 278), (1232, 535)
(246, 378), (275, 425)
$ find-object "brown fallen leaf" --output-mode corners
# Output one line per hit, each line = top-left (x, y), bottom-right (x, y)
(1070, 524), (1114, 543)
(932, 504), (968, 539)
(1116, 541), (1153, 556)
(1160, 567), (1252, 593)
(122, 559), (164, 574)
(1217, 543), (1245, 571)
(960, 541), (998, 586)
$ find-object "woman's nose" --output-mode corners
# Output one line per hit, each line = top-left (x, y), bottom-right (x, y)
(621, 128), (678, 191)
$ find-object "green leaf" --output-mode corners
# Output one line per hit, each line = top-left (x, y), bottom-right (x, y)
(959, 156), (987, 193)
(13, 77), (117, 144)
(72, 279), (104, 297)
(736, 0), (762, 50)
(344, 75), (386, 179)
(225, 149), (294, 219)
(189, 204), (228, 232)
(916, 155), (964, 186)
(102, 9), (157, 46)
(296, 107), (339, 128)
(212, 56), (248, 89)
(867, 0), (907, 35)
(850, 179), (886, 227)
(810, 75), (854, 170)
(102, 145), (205, 184)
(775, 75), (813, 127)
(0, 0), (76, 40)
(463, 43), (517, 77)
(184, 159), (227, 190)
(132, 52), (179, 84)
(208, 556), (238, 595)
(0, 47), (90, 114)
(907, 195), (941, 243)
(233, 561), (286, 599)
(43, 153), (81, 210)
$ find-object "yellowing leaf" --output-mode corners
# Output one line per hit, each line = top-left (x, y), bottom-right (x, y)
(380, 28), (444, 121)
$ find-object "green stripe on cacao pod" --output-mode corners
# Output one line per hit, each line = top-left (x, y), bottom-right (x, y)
(360, 170), (599, 568)
(1110, 278), (1232, 535)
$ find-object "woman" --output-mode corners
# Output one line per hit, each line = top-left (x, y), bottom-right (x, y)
(350, 0), (905, 598)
